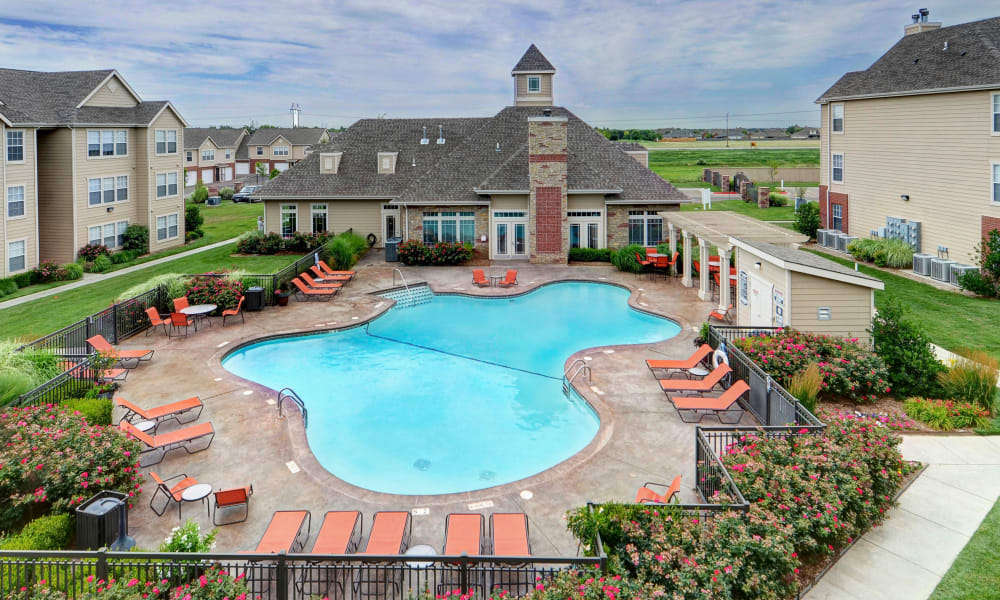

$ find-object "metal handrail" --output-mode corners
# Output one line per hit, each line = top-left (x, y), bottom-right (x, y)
(567, 362), (592, 386)
(392, 268), (409, 293)
(277, 387), (307, 428)
(563, 358), (587, 380)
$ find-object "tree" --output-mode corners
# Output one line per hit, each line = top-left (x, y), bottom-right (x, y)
(269, 168), (280, 179)
(870, 297), (945, 398)
(765, 159), (780, 184)
(190, 182), (208, 204)
(785, 125), (803, 136)
(793, 202), (820, 239)
(185, 204), (204, 238)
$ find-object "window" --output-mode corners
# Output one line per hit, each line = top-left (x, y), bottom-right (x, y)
(281, 204), (297, 237)
(422, 211), (475, 244)
(102, 222), (116, 248)
(568, 211), (603, 249)
(155, 172), (178, 198)
(831, 203), (843, 231)
(527, 76), (541, 93)
(156, 214), (178, 241)
(831, 153), (844, 183)
(993, 163), (1000, 204)
(493, 211), (526, 218)
(87, 176), (128, 206)
(7, 186), (25, 218)
(273, 146), (289, 156)
(256, 146), (263, 156)
(311, 204), (328, 233)
(89, 221), (133, 250)
(102, 177), (115, 204)
(627, 210), (663, 246)
(155, 130), (177, 154)
(186, 151), (193, 162)
(6, 130), (24, 162)
(831, 103), (844, 133)
(8, 240), (25, 272)
(88, 178), (101, 206)
(993, 94), (1000, 134)
(116, 175), (128, 202)
(88, 226), (101, 246)
(201, 149), (215, 161)
(88, 129), (127, 157)
(117, 221), (128, 248)
(225, 149), (231, 159)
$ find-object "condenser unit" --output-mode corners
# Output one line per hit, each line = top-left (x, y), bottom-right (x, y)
(825, 232), (843, 249)
(837, 235), (857, 253)
(949, 264), (979, 286)
(816, 229), (830, 247)
(930, 258), (956, 282)
(912, 253), (934, 276)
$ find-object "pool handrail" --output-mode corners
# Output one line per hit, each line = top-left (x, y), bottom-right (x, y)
(277, 387), (308, 428)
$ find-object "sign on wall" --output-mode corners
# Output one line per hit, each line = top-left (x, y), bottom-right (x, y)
(773, 289), (785, 327)
(739, 271), (749, 305)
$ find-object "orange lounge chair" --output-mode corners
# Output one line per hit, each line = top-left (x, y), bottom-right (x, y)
(309, 265), (351, 283)
(490, 513), (531, 557)
(361, 511), (411, 555)
(635, 475), (682, 505)
(213, 484), (253, 526)
(145, 307), (169, 336)
(291, 277), (336, 301)
(472, 269), (490, 288)
(300, 272), (344, 289)
(119, 420), (215, 465)
(659, 364), (732, 392)
(317, 260), (356, 279)
(668, 380), (749, 424)
(498, 270), (518, 288)
(115, 396), (203, 429)
(444, 513), (485, 556)
(709, 304), (733, 324)
(86, 335), (154, 368)
(148, 471), (199, 517)
(252, 510), (312, 554)
(310, 510), (362, 554)
(645, 344), (712, 376)
(222, 296), (245, 326)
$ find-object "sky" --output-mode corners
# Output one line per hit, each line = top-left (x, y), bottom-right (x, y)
(0, 1), (995, 130)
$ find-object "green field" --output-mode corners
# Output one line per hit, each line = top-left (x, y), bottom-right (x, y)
(930, 499), (1000, 600)
(641, 139), (820, 150)
(680, 198), (797, 222)
(648, 148), (819, 189)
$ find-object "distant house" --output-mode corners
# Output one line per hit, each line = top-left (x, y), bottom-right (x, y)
(662, 129), (695, 139)
(183, 127), (247, 186)
(816, 12), (1000, 265)
(791, 128), (820, 140)
(237, 127), (330, 177)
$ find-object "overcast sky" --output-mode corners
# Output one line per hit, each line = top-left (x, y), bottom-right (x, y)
(0, 1), (994, 130)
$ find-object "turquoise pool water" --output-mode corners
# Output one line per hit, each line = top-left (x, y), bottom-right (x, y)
(221, 282), (680, 495)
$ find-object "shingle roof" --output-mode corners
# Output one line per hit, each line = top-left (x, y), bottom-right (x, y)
(615, 142), (647, 152)
(256, 105), (686, 205)
(512, 44), (556, 73)
(735, 238), (883, 284)
(817, 16), (1000, 102)
(184, 127), (245, 149)
(246, 127), (327, 146)
(0, 68), (174, 126)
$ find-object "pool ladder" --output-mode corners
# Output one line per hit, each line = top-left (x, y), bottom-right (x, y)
(277, 387), (308, 428)
(562, 359), (592, 396)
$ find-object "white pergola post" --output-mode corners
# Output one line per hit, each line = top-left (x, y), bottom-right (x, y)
(681, 230), (693, 287)
(697, 238), (711, 300)
(668, 223), (677, 256)
(718, 246), (732, 311)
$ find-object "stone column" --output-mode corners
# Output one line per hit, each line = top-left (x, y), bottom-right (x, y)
(697, 238), (712, 300)
(718, 247), (732, 312)
(527, 116), (569, 263)
(757, 186), (770, 209)
(681, 231), (693, 288)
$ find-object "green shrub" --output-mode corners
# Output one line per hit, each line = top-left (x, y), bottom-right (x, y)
(219, 187), (235, 202)
(958, 270), (997, 297)
(33, 260), (65, 283)
(159, 519), (218, 552)
(122, 224), (149, 253)
(190, 182), (209, 204)
(395, 239), (471, 266)
(62, 262), (83, 281)
(787, 363), (822, 412)
(185, 204), (204, 237)
(768, 191), (787, 207)
(185, 274), (243, 312)
(870, 297), (945, 398)
(269, 168), (280, 179)
(12, 271), (35, 287)
(610, 244), (646, 273)
(0, 371), (35, 405)
(91, 254), (113, 273)
(847, 238), (914, 268)
(959, 229), (1000, 298)
(0, 344), (62, 403)
(794, 202), (821, 239)
(0, 278), (17, 298)
(938, 350), (999, 413)
(77, 243), (110, 262)
(904, 397), (990, 431)
(62, 397), (114, 425)
(568, 247), (612, 262)
(116, 272), (189, 302)
(326, 232), (367, 268)
(110, 250), (138, 264)
(0, 514), (74, 550)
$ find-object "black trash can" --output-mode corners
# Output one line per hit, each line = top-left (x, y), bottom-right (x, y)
(76, 491), (133, 550)
(245, 286), (265, 311)
(385, 237), (402, 262)
(206, 196), (221, 206)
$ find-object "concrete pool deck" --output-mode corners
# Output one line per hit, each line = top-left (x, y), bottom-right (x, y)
(118, 255), (732, 555)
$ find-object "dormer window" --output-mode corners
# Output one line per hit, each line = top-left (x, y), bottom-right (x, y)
(378, 152), (398, 174)
(319, 151), (343, 174)
(527, 76), (541, 93)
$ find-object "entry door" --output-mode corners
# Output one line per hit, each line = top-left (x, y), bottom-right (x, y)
(221, 166), (233, 181)
(382, 204), (400, 242)
(185, 171), (197, 186)
(201, 168), (213, 184)
(749, 275), (773, 327)
(494, 220), (526, 259)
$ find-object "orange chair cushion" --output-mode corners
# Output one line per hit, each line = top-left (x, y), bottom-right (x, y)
(363, 512), (408, 554)
(256, 511), (309, 553)
(445, 514), (482, 555)
(312, 511), (360, 554)
(492, 514), (530, 556)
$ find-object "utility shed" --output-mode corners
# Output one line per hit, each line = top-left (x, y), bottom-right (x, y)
(729, 237), (884, 341)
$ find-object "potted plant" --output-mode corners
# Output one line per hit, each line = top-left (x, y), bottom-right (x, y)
(275, 288), (290, 306)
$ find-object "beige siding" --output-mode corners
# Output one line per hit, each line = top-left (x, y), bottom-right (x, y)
(567, 194), (605, 211)
(3, 126), (39, 274)
(75, 126), (140, 254)
(265, 200), (382, 243)
(790, 272), (873, 341)
(269, 137), (292, 160)
(821, 89), (1000, 263)
(514, 73), (553, 106)
(148, 109), (186, 252)
(36, 128), (75, 264)
(82, 76), (139, 108)
(490, 195), (529, 211)
(733, 247), (787, 328)
(292, 145), (310, 160)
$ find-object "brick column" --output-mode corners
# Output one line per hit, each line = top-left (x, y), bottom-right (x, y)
(758, 186), (770, 209)
(720, 176), (730, 193)
(703, 168), (712, 183)
(528, 116), (569, 264)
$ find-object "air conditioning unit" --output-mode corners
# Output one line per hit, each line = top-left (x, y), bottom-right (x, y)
(913, 253), (934, 276)
(825, 232), (842, 249)
(816, 229), (830, 246)
(930, 258), (956, 282)
(949, 264), (979, 286)
(837, 235), (857, 253)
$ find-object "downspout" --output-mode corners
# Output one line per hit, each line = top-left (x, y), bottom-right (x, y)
(2, 123), (7, 278)
(33, 128), (39, 265)
(71, 128), (78, 258)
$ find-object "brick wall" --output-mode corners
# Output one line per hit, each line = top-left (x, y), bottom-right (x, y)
(528, 117), (569, 264)
(982, 215), (1000, 241)
(606, 204), (679, 248)
(819, 185), (850, 232)
(404, 205), (489, 253)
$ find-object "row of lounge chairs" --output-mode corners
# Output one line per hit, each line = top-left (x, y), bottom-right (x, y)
(292, 262), (356, 301)
(115, 395), (215, 465)
(646, 344), (747, 424)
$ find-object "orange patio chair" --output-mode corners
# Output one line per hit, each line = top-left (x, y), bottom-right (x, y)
(361, 511), (412, 555)
(668, 380), (749, 424)
(310, 510), (363, 554)
(659, 364), (732, 392)
(645, 344), (713, 376)
(472, 269), (490, 288)
(291, 277), (336, 301)
(309, 265), (351, 283)
(634, 251), (652, 267)
(317, 260), (356, 279)
(635, 475), (682, 505)
(119, 420), (215, 466)
(709, 304), (733, 324)
(213, 483), (253, 526)
(169, 312), (193, 338)
(86, 334), (154, 368)
(148, 471), (200, 517)
(115, 396), (203, 429)
(444, 513), (485, 556)
(222, 296), (245, 326)
(498, 270), (518, 288)
(145, 307), (169, 336)
(300, 272), (344, 289)
(251, 510), (312, 553)
(490, 513), (531, 557)
(173, 296), (189, 312)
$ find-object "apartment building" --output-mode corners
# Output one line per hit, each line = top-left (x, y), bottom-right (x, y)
(183, 127), (247, 186)
(0, 68), (188, 273)
(237, 127), (330, 177)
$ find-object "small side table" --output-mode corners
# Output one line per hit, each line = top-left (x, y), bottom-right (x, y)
(489, 275), (502, 287)
(404, 544), (437, 568)
(134, 420), (157, 433)
(687, 366), (710, 379)
(180, 483), (213, 519)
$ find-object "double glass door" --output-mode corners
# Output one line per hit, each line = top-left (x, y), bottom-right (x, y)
(569, 223), (600, 249)
(495, 221), (526, 259)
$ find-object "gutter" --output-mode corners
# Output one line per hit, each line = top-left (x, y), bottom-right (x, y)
(816, 82), (1000, 104)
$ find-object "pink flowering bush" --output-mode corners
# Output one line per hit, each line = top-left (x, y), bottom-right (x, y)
(815, 408), (917, 431)
(184, 274), (243, 313)
(0, 404), (143, 531)
(517, 569), (664, 600)
(4, 567), (248, 600)
(733, 330), (891, 403)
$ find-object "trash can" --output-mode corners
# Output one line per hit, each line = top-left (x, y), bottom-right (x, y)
(76, 491), (133, 550)
(206, 196), (221, 206)
(245, 286), (265, 311)
(385, 237), (402, 262)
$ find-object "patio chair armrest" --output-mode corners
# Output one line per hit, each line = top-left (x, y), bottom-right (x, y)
(160, 473), (189, 483)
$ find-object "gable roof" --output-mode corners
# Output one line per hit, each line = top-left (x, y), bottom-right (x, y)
(817, 16), (1000, 102)
(0, 68), (186, 126)
(615, 142), (647, 152)
(731, 238), (884, 289)
(184, 127), (246, 149)
(246, 127), (328, 146)
(512, 44), (556, 73)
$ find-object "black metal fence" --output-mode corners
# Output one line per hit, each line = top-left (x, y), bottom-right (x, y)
(199, 246), (330, 306)
(692, 427), (749, 510)
(0, 550), (603, 600)
(13, 356), (99, 407)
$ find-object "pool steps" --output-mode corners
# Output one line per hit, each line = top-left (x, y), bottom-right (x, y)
(377, 283), (435, 308)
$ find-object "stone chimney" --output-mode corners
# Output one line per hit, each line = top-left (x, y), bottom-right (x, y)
(904, 8), (941, 36)
(528, 114), (568, 264)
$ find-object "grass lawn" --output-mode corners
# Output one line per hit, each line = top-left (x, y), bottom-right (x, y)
(0, 243), (296, 341)
(805, 250), (1000, 362)
(680, 198), (797, 222)
(929, 498), (1000, 600)
(641, 140), (820, 150)
(648, 148), (819, 188)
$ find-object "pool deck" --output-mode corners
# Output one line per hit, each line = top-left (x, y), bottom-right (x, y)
(119, 254), (740, 555)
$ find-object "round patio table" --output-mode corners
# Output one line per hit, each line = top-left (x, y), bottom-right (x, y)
(489, 275), (503, 287)
(180, 483), (212, 519)
(404, 544), (438, 568)
(181, 304), (216, 329)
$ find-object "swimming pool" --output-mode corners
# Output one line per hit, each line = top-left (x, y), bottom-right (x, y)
(222, 281), (680, 495)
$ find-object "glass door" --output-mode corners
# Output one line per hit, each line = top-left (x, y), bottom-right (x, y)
(514, 223), (526, 256)
(496, 223), (508, 257)
(569, 224), (581, 249)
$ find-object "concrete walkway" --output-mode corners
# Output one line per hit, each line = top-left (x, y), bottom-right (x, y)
(805, 435), (1000, 600)
(0, 237), (238, 309)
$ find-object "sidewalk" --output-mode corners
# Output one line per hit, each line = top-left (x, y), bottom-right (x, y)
(0, 237), (238, 309)
(804, 435), (1000, 600)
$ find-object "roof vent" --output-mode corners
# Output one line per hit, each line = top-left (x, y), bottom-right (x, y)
(420, 126), (429, 145)
(411, 156), (416, 167)
(919, 8), (929, 22)
(436, 125), (445, 145)
(911, 13), (920, 23)
(542, 108), (552, 117)
(495, 142), (501, 152)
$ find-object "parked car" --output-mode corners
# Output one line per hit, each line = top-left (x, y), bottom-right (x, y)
(233, 185), (261, 203)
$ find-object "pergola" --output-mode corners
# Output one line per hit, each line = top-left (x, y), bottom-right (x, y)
(658, 211), (809, 310)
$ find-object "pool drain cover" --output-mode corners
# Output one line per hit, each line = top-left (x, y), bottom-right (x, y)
(479, 470), (496, 481)
(413, 458), (431, 471)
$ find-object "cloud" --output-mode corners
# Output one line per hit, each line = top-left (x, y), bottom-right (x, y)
(0, 0), (994, 128)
